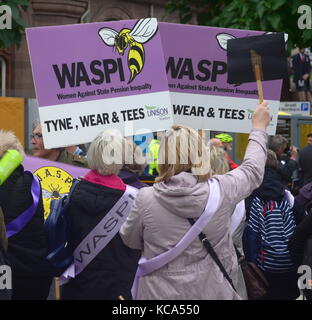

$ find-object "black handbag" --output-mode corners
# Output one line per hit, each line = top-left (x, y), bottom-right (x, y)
(234, 246), (269, 300)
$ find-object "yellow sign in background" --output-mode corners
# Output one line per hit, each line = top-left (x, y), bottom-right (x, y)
(0, 97), (25, 146)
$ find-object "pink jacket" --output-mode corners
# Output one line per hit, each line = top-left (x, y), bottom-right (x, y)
(120, 129), (267, 300)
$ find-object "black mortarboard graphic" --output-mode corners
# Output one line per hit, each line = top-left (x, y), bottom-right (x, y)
(227, 33), (288, 84)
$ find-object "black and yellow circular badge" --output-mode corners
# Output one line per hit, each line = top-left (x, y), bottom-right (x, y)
(34, 166), (74, 220)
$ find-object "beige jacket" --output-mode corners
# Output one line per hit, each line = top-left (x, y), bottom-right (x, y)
(120, 129), (267, 300)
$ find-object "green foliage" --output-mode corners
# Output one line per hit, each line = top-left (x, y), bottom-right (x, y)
(0, 0), (29, 49)
(166, 0), (312, 50)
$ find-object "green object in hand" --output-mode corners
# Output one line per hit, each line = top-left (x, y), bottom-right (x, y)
(0, 149), (23, 185)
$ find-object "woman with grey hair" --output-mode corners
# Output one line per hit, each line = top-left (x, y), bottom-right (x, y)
(61, 130), (140, 300)
(120, 101), (270, 300)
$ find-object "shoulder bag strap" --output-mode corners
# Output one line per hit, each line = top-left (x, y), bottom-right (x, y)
(137, 179), (221, 276)
(131, 179), (221, 299)
(188, 218), (237, 292)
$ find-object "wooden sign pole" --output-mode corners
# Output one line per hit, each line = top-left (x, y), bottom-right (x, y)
(55, 277), (61, 300)
(250, 49), (264, 103)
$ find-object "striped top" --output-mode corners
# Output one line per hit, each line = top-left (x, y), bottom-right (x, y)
(247, 197), (296, 272)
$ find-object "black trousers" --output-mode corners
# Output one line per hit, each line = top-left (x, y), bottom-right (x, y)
(12, 276), (53, 300)
(261, 270), (300, 300)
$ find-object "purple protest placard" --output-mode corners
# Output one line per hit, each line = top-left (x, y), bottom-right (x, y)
(27, 19), (286, 140)
(26, 18), (173, 148)
(159, 22), (284, 134)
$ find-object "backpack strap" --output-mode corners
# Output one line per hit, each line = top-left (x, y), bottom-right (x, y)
(45, 178), (81, 268)
(59, 178), (80, 211)
(284, 190), (294, 208)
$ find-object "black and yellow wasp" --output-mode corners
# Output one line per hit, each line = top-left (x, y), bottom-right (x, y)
(99, 18), (158, 84)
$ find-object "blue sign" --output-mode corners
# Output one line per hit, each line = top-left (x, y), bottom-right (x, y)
(301, 103), (309, 111)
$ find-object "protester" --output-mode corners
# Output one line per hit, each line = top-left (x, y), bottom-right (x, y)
(268, 135), (298, 187)
(291, 47), (312, 104)
(209, 138), (223, 148)
(214, 133), (239, 170)
(243, 149), (299, 300)
(61, 129), (140, 300)
(288, 210), (312, 265)
(65, 145), (87, 157)
(208, 144), (247, 300)
(118, 140), (148, 189)
(293, 181), (312, 216)
(119, 101), (270, 300)
(31, 121), (87, 167)
(288, 205), (312, 300)
(299, 141), (312, 187)
(147, 132), (162, 176)
(307, 133), (312, 146)
(0, 130), (54, 299)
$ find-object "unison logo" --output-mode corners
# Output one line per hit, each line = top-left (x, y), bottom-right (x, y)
(0, 5), (12, 30)
(144, 105), (169, 118)
(298, 5), (312, 29)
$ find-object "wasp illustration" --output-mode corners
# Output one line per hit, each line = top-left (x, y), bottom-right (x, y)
(99, 18), (158, 84)
(42, 183), (67, 200)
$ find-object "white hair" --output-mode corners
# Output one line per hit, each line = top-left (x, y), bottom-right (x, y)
(87, 129), (125, 175)
(0, 130), (25, 159)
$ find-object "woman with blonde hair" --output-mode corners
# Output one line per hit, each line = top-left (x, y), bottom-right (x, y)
(61, 129), (140, 300)
(208, 143), (230, 176)
(120, 101), (270, 300)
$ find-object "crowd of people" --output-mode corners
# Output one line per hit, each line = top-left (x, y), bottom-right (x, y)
(1, 100), (312, 300)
